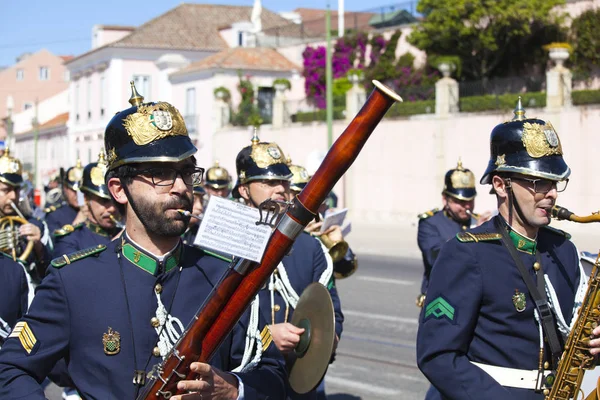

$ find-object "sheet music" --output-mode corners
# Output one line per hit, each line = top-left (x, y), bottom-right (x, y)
(320, 208), (348, 233)
(194, 196), (271, 263)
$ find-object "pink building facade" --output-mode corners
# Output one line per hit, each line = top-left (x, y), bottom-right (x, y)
(0, 49), (71, 139)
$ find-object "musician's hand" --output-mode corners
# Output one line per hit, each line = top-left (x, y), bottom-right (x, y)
(589, 325), (600, 355)
(304, 220), (323, 235)
(269, 322), (305, 354)
(173, 362), (239, 400)
(19, 223), (41, 244)
(322, 225), (343, 242)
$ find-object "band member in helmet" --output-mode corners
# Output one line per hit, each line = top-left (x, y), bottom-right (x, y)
(289, 161), (358, 281)
(52, 151), (121, 257)
(44, 159), (84, 234)
(417, 100), (598, 399)
(0, 149), (51, 288)
(204, 161), (232, 198)
(0, 83), (287, 399)
(415, 158), (490, 308)
(233, 133), (344, 399)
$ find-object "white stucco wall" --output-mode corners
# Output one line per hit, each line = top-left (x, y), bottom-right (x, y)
(211, 104), (600, 251)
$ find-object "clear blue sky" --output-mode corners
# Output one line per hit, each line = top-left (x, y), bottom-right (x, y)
(0, 0), (407, 67)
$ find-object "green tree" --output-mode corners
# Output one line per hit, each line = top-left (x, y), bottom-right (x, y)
(571, 9), (600, 75)
(408, 0), (566, 80)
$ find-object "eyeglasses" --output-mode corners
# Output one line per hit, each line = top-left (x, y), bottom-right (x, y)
(511, 177), (568, 193)
(135, 167), (204, 187)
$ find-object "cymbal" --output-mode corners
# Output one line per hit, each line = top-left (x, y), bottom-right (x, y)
(288, 282), (335, 394)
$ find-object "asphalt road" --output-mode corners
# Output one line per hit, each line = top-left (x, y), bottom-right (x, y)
(323, 254), (429, 400)
(45, 254), (429, 399)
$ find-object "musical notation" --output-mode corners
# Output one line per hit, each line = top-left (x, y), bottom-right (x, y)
(194, 196), (271, 262)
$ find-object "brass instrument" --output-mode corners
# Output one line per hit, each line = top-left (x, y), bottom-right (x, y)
(318, 232), (357, 279)
(546, 253), (600, 400)
(552, 205), (600, 223)
(544, 207), (600, 400)
(0, 214), (34, 263)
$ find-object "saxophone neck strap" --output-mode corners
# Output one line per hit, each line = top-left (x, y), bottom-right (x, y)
(494, 218), (563, 365)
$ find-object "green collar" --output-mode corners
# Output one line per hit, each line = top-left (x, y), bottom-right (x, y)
(508, 228), (537, 255)
(86, 221), (111, 237)
(121, 234), (183, 276)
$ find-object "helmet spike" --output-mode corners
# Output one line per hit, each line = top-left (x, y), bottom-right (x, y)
(512, 96), (526, 121)
(251, 128), (260, 146)
(128, 81), (144, 107)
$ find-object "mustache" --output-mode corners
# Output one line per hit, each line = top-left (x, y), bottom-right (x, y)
(163, 196), (192, 212)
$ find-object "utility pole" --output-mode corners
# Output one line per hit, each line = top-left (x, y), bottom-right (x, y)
(326, 4), (333, 148)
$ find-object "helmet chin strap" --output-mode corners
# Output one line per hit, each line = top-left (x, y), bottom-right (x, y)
(505, 179), (529, 231)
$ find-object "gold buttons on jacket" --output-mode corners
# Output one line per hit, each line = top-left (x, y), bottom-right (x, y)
(273, 304), (281, 312)
(151, 317), (160, 328)
(153, 346), (161, 357)
(533, 262), (541, 271)
(155, 283), (163, 294)
(544, 361), (550, 369)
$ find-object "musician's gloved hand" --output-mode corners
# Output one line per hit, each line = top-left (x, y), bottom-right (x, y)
(19, 223), (41, 244)
(269, 322), (305, 354)
(588, 325), (600, 355)
(173, 362), (239, 400)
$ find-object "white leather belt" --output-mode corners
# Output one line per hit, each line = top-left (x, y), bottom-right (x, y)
(471, 361), (547, 390)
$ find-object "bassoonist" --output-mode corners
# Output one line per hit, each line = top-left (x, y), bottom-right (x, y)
(138, 80), (403, 399)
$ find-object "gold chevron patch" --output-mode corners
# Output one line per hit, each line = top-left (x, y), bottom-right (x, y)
(260, 326), (273, 352)
(9, 321), (37, 354)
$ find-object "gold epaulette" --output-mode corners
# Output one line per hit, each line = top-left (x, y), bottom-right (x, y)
(456, 232), (502, 243)
(53, 223), (83, 238)
(542, 225), (572, 240)
(51, 244), (107, 268)
(418, 208), (439, 219)
(44, 204), (63, 214)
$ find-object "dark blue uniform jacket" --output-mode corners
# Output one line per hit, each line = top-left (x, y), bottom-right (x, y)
(44, 203), (78, 235)
(52, 222), (115, 259)
(417, 216), (580, 400)
(0, 255), (28, 333)
(417, 210), (470, 294)
(0, 234), (287, 400)
(256, 232), (344, 400)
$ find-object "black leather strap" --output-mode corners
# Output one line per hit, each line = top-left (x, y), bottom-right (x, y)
(494, 218), (563, 365)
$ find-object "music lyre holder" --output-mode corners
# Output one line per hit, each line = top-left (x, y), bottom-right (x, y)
(256, 199), (291, 229)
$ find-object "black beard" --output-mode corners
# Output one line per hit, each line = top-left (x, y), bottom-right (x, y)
(131, 193), (192, 237)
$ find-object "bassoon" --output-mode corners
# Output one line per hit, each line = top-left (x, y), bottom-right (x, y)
(138, 80), (403, 399)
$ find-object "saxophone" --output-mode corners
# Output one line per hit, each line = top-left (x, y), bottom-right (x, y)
(546, 205), (600, 400)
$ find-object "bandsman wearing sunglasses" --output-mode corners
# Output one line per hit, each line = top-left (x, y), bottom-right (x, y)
(0, 84), (287, 400)
(417, 100), (599, 400)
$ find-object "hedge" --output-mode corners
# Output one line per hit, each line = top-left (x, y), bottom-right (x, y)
(293, 106), (346, 123)
(384, 100), (435, 118)
(572, 89), (600, 105)
(460, 92), (546, 112)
